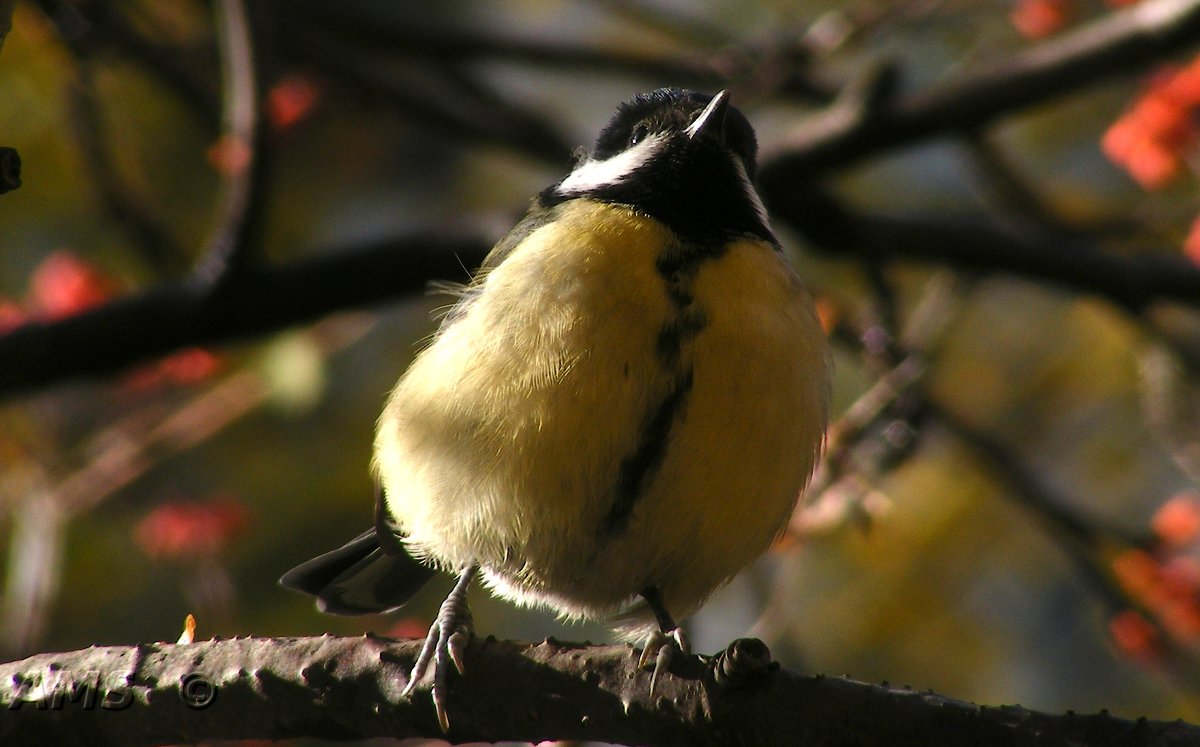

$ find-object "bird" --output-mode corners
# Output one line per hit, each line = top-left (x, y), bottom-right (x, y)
(281, 87), (830, 731)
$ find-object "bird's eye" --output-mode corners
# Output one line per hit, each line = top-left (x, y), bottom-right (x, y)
(629, 123), (650, 147)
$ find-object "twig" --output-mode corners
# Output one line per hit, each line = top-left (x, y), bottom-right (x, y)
(67, 71), (181, 274)
(927, 400), (1152, 600)
(289, 3), (727, 87)
(284, 23), (573, 165)
(962, 130), (1067, 236)
(192, 0), (263, 285)
(32, 0), (220, 123)
(794, 273), (962, 539)
(0, 0), (17, 59)
(1, 491), (64, 657)
(586, 0), (731, 48)
(49, 316), (373, 519)
(1139, 343), (1200, 484)
(0, 146), (19, 194)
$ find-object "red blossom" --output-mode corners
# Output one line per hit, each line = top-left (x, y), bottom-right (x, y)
(135, 496), (251, 559)
(1159, 557), (1200, 639)
(124, 348), (224, 391)
(1164, 56), (1200, 102)
(385, 617), (434, 639)
(1111, 493), (1200, 653)
(1109, 609), (1163, 664)
(0, 298), (25, 333)
(1185, 216), (1200, 266)
(1102, 58), (1200, 189)
(1151, 492), (1200, 548)
(206, 134), (253, 176)
(16, 251), (223, 388)
(267, 73), (322, 132)
(1011, 0), (1073, 39)
(28, 250), (117, 319)
(1112, 548), (1160, 598)
(159, 348), (223, 384)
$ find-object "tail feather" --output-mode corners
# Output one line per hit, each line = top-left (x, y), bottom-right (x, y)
(280, 528), (435, 616)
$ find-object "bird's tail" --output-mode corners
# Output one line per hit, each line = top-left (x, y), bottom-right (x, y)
(280, 528), (435, 615)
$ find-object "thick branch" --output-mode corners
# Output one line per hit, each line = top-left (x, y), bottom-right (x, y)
(770, 190), (1200, 313)
(5, 202), (1199, 401)
(1, 635), (1194, 746)
(0, 234), (489, 400)
(759, 0), (1200, 180)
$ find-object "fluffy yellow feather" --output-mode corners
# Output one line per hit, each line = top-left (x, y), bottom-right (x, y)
(374, 199), (827, 634)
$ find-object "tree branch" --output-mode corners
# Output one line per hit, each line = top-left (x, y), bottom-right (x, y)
(0, 234), (489, 400)
(67, 71), (181, 274)
(2, 635), (1195, 746)
(287, 2), (750, 92)
(0, 0), (17, 59)
(192, 0), (264, 284)
(770, 189), (1200, 313)
(32, 0), (220, 124)
(5, 198), (1198, 401)
(759, 0), (1200, 180)
(284, 23), (574, 165)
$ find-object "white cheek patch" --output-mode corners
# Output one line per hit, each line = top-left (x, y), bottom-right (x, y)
(554, 133), (666, 196)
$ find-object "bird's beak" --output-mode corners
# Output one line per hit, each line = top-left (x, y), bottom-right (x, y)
(684, 90), (730, 142)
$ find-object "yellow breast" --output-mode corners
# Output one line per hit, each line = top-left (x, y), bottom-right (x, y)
(374, 199), (828, 627)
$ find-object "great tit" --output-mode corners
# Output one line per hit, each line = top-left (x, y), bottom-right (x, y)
(281, 88), (830, 729)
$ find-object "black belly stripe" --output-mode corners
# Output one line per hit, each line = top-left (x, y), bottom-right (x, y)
(601, 366), (694, 534)
(598, 237), (726, 535)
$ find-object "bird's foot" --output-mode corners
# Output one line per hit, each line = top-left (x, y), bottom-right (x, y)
(402, 564), (477, 732)
(638, 625), (690, 698)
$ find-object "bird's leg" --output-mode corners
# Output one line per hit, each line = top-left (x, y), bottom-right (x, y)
(402, 563), (478, 732)
(637, 585), (690, 697)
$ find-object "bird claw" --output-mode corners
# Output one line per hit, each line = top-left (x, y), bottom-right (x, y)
(638, 626), (690, 698)
(447, 628), (469, 675)
(401, 565), (476, 732)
